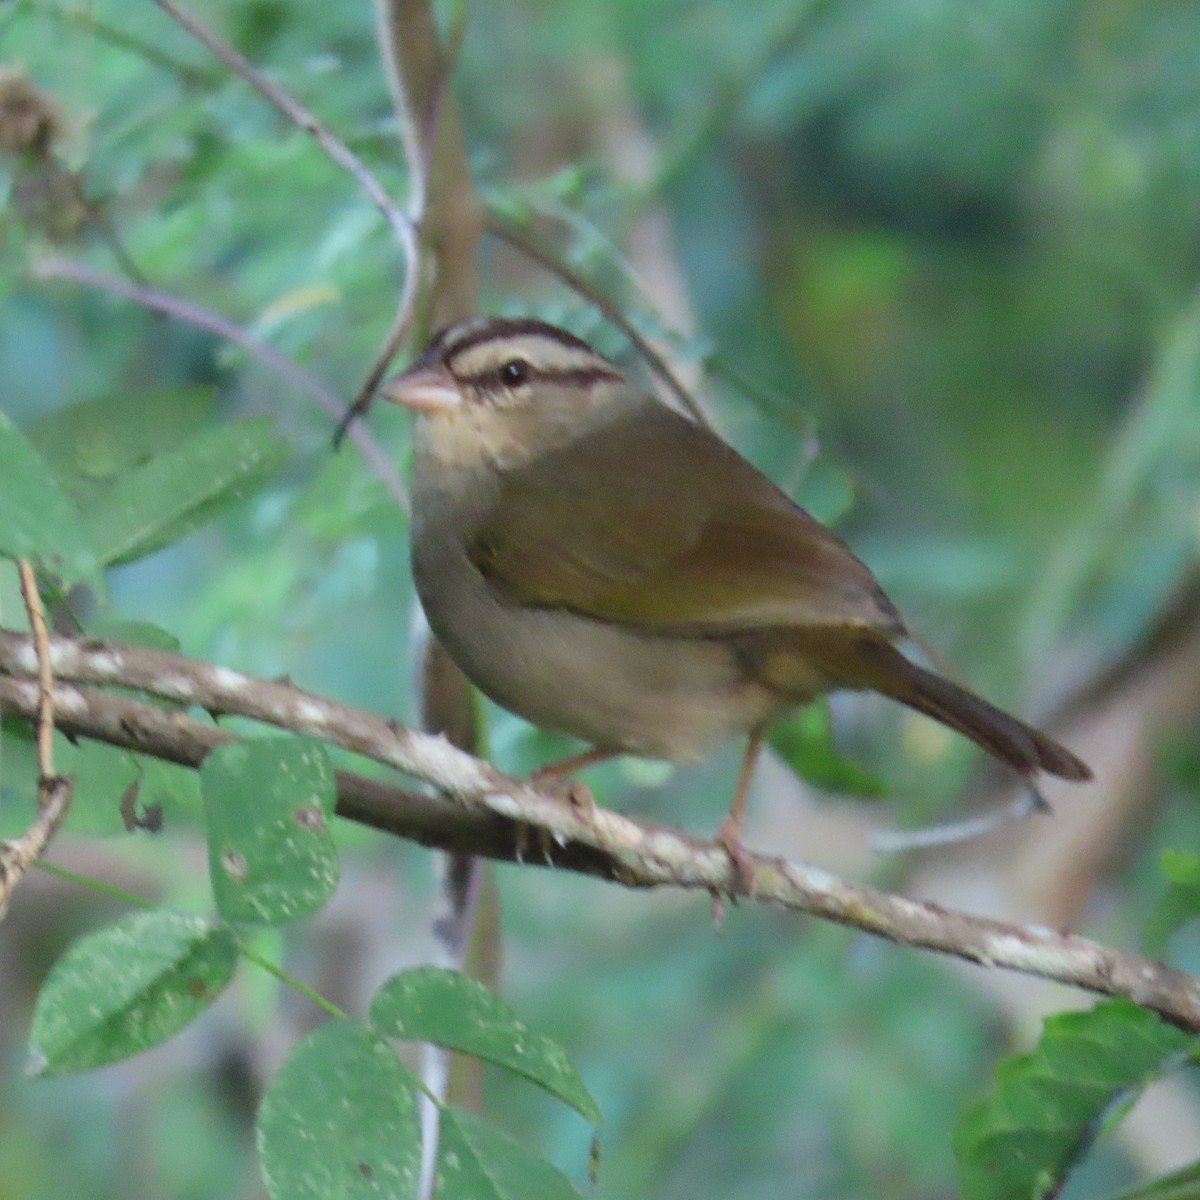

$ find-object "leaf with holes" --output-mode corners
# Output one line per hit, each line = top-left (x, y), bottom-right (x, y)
(200, 737), (339, 926)
(371, 967), (600, 1123)
(437, 1108), (585, 1200)
(257, 1018), (420, 1200)
(954, 999), (1196, 1200)
(28, 911), (238, 1076)
(0, 412), (95, 583)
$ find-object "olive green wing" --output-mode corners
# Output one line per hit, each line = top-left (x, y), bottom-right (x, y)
(470, 400), (904, 636)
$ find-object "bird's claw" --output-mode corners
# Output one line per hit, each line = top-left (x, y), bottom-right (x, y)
(716, 816), (756, 897)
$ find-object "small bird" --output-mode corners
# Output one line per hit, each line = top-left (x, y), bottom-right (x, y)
(382, 316), (1091, 880)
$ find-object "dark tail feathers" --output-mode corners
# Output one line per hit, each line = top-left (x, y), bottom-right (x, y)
(823, 638), (1092, 782)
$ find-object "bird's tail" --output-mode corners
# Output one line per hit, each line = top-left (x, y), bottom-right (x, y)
(799, 635), (1092, 782)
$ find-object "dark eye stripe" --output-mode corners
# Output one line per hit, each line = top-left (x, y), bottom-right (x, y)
(456, 364), (624, 389)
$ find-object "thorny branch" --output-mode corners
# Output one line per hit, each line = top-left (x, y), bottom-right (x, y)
(2, 628), (1199, 1032)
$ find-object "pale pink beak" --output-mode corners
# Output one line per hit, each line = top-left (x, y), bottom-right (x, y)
(381, 366), (461, 413)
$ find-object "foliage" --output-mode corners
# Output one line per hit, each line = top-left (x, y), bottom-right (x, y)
(22, 724), (601, 1196)
(2, 0), (1200, 1198)
(954, 1000), (1195, 1200)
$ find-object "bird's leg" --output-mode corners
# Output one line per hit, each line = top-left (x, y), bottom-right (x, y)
(531, 746), (616, 820)
(533, 746), (618, 782)
(716, 727), (766, 896)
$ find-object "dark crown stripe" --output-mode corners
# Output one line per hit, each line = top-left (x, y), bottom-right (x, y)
(433, 317), (606, 367)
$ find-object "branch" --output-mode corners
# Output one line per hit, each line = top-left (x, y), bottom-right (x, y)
(332, 0), (451, 445)
(3, 628), (1200, 1030)
(373, 0), (480, 329)
(0, 569), (74, 918)
(19, 562), (55, 773)
(0, 675), (521, 859)
(30, 257), (409, 510)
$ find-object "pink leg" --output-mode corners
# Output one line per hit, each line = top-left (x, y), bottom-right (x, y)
(531, 746), (618, 820)
(716, 727), (766, 894)
(532, 746), (619, 781)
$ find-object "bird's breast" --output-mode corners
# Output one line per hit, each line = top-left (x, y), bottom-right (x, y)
(410, 503), (791, 760)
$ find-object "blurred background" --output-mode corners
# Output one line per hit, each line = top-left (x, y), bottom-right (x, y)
(3, 0), (1200, 1196)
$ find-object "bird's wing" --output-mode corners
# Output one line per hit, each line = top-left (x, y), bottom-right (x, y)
(469, 399), (905, 636)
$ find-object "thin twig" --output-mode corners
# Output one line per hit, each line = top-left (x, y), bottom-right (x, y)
(17, 561), (55, 776)
(415, 617), (486, 1190)
(334, 279), (428, 447)
(149, 0), (423, 444)
(150, 0), (417, 250)
(1, 629), (1198, 1031)
(370, 4), (484, 1190)
(31, 257), (409, 510)
(333, 0), (453, 447)
(484, 210), (709, 425)
(0, 568), (74, 919)
(372, 0), (427, 218)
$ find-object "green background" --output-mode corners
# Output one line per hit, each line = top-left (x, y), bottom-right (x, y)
(3, 0), (1200, 1196)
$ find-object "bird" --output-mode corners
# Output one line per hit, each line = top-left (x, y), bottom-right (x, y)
(381, 315), (1091, 883)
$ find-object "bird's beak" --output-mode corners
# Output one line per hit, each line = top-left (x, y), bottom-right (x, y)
(381, 366), (462, 413)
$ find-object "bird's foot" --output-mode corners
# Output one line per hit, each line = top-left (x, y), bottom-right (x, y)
(531, 768), (598, 821)
(709, 889), (727, 932)
(715, 815), (756, 898)
(514, 820), (561, 867)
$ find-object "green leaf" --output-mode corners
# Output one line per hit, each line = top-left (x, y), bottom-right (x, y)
(82, 415), (290, 566)
(1105, 1157), (1200, 1200)
(137, 756), (204, 826)
(768, 699), (886, 798)
(59, 739), (144, 836)
(0, 411), (95, 584)
(437, 1108), (585, 1200)
(200, 738), (339, 926)
(257, 1018), (420, 1200)
(1145, 850), (1200, 958)
(371, 967), (600, 1123)
(953, 999), (1195, 1200)
(28, 911), (238, 1077)
(85, 617), (182, 652)
(0, 719), (189, 835)
(25, 386), (217, 508)
(794, 457), (856, 526)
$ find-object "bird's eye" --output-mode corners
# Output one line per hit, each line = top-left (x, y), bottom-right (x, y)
(499, 359), (530, 386)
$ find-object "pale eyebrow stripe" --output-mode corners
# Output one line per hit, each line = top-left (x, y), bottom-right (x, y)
(454, 333), (607, 372)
